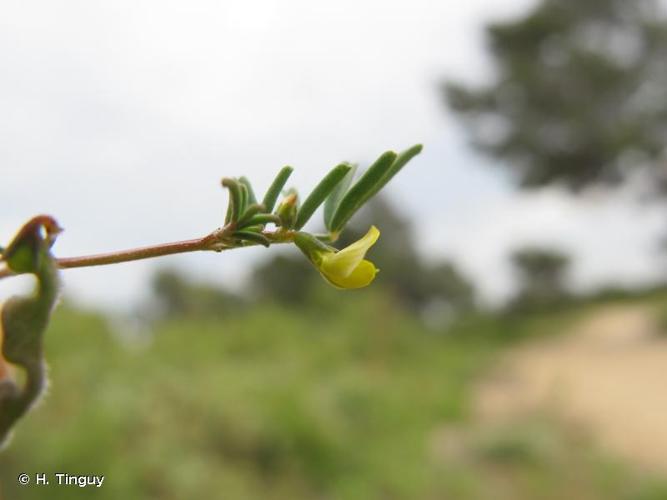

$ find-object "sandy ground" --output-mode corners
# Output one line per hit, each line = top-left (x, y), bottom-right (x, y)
(475, 305), (667, 473)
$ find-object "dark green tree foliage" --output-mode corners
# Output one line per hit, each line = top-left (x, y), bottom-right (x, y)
(151, 268), (245, 319)
(510, 246), (571, 309)
(445, 0), (667, 193)
(251, 255), (318, 306)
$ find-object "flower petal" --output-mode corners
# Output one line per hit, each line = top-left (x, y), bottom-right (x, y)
(321, 226), (380, 278)
(321, 259), (379, 289)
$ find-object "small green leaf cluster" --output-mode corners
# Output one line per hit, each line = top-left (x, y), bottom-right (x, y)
(220, 144), (422, 246)
(220, 144), (422, 288)
(221, 174), (285, 247)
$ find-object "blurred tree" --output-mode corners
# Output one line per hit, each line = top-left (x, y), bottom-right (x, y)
(445, 0), (667, 194)
(251, 254), (318, 306)
(510, 247), (571, 309)
(421, 261), (477, 312)
(151, 268), (245, 319)
(339, 197), (476, 313)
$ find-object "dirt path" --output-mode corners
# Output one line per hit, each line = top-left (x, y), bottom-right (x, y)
(475, 304), (667, 473)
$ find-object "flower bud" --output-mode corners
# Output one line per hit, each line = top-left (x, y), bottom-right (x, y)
(276, 193), (298, 229)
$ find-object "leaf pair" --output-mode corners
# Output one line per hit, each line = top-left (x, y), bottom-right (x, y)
(326, 144), (423, 234)
(291, 144), (423, 233)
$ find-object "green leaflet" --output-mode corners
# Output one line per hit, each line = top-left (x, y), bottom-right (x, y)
(324, 163), (357, 232)
(367, 144), (423, 200)
(329, 145), (422, 234)
(222, 178), (243, 223)
(329, 151), (397, 233)
(239, 225), (264, 233)
(239, 184), (249, 216)
(234, 230), (271, 247)
(294, 163), (352, 230)
(0, 216), (61, 447)
(238, 203), (267, 227)
(239, 177), (257, 205)
(223, 176), (259, 225)
(262, 166), (294, 214)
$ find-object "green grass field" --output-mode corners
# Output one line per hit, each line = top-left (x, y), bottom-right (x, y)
(1, 292), (666, 499)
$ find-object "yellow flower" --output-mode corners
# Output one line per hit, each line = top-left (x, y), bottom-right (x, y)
(295, 226), (380, 289)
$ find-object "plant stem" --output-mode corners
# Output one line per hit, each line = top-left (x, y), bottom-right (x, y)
(0, 227), (296, 280)
(56, 237), (207, 269)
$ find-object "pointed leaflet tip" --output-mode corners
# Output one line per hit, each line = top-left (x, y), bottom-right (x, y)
(367, 144), (423, 200)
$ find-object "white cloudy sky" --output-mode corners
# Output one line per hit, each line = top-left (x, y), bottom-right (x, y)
(1, 0), (665, 310)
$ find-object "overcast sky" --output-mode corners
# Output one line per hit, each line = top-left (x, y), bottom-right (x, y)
(1, 0), (665, 310)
